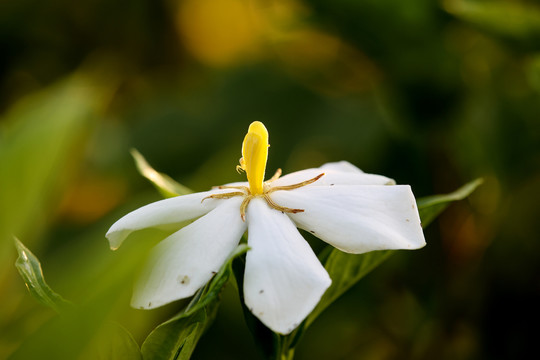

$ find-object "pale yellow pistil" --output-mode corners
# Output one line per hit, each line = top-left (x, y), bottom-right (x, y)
(202, 121), (324, 221)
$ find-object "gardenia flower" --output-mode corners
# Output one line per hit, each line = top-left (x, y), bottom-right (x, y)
(106, 121), (425, 335)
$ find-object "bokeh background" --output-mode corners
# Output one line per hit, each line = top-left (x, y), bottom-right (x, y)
(1, 0), (539, 359)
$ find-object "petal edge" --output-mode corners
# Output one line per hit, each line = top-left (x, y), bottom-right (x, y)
(131, 197), (246, 309)
(106, 189), (233, 250)
(271, 185), (426, 254)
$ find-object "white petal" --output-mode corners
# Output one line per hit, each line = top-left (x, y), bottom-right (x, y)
(131, 197), (246, 309)
(271, 185), (426, 254)
(319, 160), (363, 173)
(270, 167), (394, 188)
(220, 180), (249, 188)
(106, 189), (234, 250)
(244, 198), (331, 335)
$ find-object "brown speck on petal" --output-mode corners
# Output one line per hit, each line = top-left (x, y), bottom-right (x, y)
(259, 289), (264, 294)
(178, 275), (190, 285)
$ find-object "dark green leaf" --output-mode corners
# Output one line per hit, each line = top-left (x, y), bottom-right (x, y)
(141, 244), (249, 360)
(305, 178), (483, 327)
(305, 249), (392, 328)
(11, 237), (145, 360)
(13, 237), (73, 313)
(417, 178), (483, 228)
(280, 179), (483, 355)
(131, 149), (193, 198)
(0, 66), (116, 276)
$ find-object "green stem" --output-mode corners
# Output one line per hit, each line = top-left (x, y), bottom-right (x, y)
(272, 334), (295, 360)
(281, 348), (295, 360)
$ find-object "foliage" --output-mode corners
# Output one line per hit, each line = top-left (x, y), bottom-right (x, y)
(14, 238), (73, 313)
(131, 149), (193, 198)
(2, 0), (538, 358)
(11, 239), (141, 360)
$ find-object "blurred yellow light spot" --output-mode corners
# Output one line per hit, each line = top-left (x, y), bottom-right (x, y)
(58, 176), (127, 224)
(177, 0), (262, 66)
(176, 0), (379, 92)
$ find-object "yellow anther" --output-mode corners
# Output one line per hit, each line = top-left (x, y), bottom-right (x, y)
(240, 121), (269, 195)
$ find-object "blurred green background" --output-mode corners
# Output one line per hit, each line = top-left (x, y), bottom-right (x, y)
(1, 0), (539, 359)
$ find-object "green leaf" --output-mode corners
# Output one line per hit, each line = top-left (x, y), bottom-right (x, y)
(11, 237), (144, 360)
(0, 65), (116, 278)
(304, 249), (392, 328)
(141, 244), (249, 360)
(81, 323), (142, 360)
(306, 178), (483, 326)
(417, 178), (483, 228)
(444, 0), (540, 41)
(131, 149), (193, 198)
(280, 179), (483, 356)
(13, 237), (73, 313)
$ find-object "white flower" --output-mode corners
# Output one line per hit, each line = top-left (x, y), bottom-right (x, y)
(106, 121), (425, 335)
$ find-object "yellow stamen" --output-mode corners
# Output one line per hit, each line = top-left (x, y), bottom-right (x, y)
(240, 196), (252, 221)
(266, 173), (325, 194)
(266, 168), (282, 183)
(214, 185), (250, 191)
(202, 121), (326, 221)
(239, 121), (268, 195)
(201, 191), (246, 203)
(263, 194), (304, 214)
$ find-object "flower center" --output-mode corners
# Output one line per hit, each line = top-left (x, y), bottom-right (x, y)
(202, 121), (324, 221)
